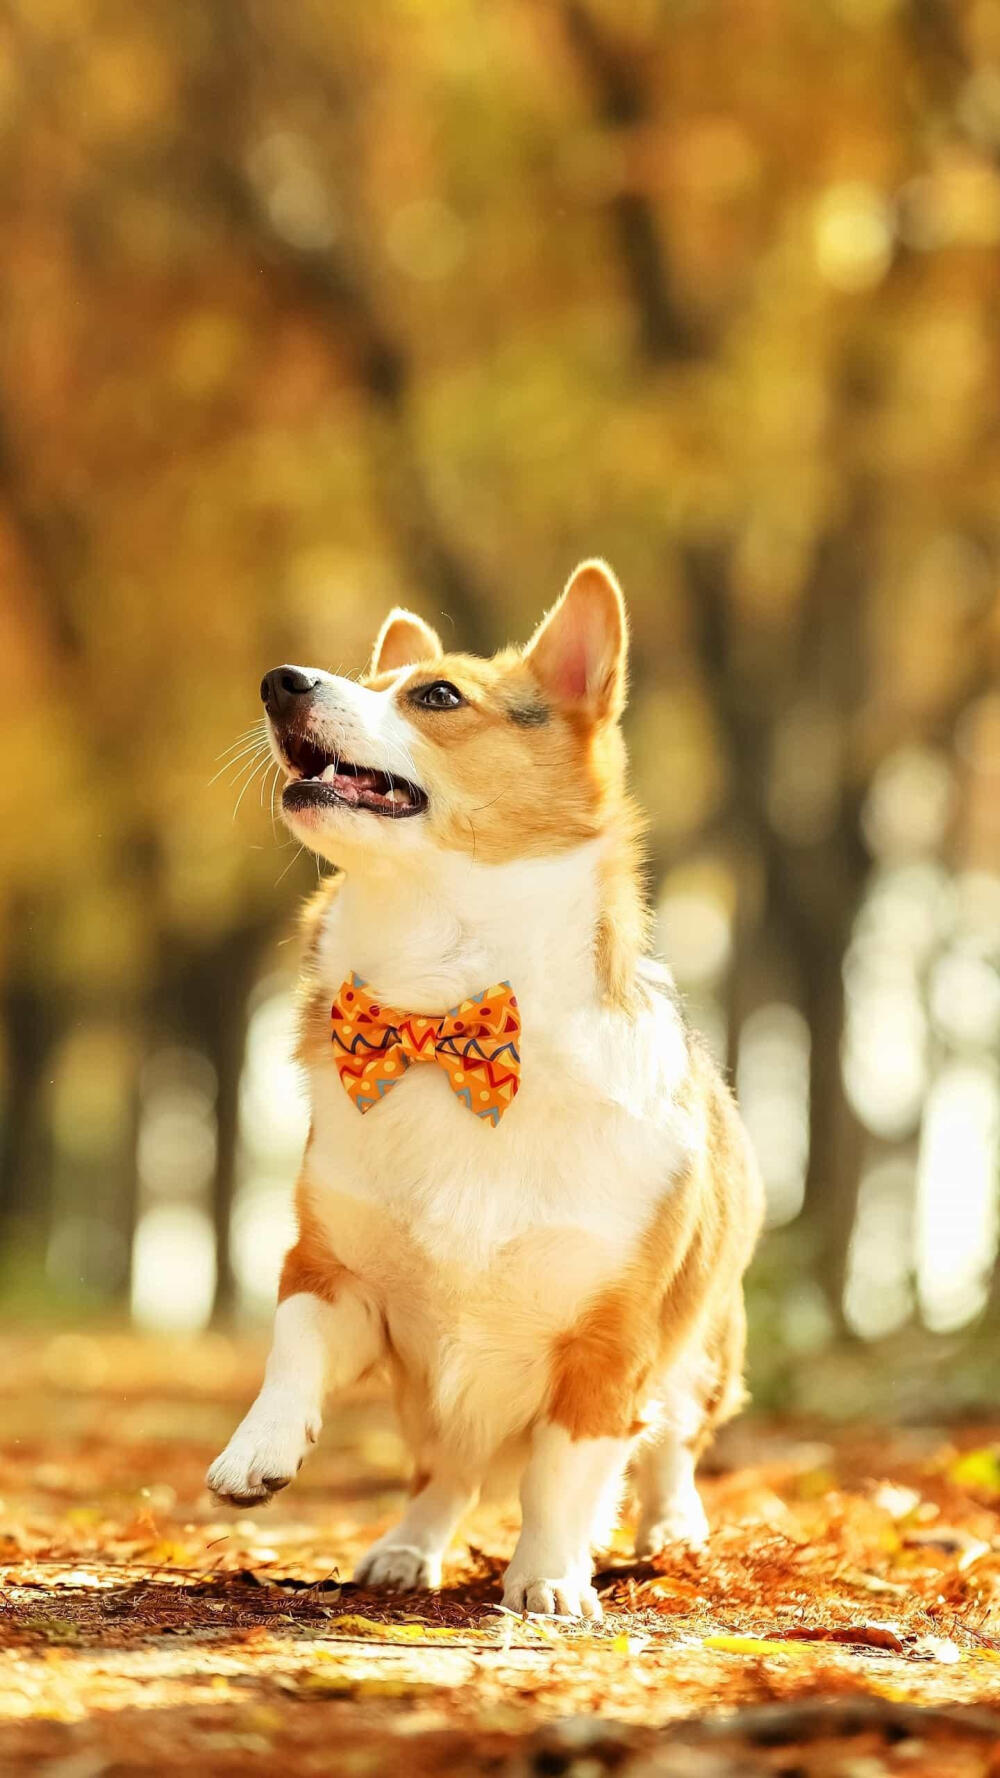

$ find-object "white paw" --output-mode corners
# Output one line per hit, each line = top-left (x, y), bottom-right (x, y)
(354, 1542), (442, 1592)
(502, 1572), (602, 1621)
(635, 1485), (709, 1557)
(206, 1405), (318, 1507)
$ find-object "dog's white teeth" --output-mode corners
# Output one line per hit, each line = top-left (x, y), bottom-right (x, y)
(320, 763), (340, 783)
(385, 786), (409, 805)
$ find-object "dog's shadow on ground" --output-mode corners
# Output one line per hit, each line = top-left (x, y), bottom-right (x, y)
(9, 1551), (675, 1654)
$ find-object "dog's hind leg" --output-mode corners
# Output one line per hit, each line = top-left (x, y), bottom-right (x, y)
(634, 1296), (747, 1557)
(633, 1421), (709, 1556)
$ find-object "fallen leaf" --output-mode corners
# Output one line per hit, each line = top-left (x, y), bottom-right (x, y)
(284, 1672), (439, 1699)
(610, 1633), (649, 1656)
(703, 1635), (814, 1658)
(782, 1624), (905, 1654)
(322, 1614), (492, 1645)
(948, 1447), (1000, 1497)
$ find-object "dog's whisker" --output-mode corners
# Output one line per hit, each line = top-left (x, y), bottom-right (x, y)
(380, 735), (422, 805)
(259, 755), (277, 807)
(275, 843), (306, 887)
(209, 741), (270, 786)
(215, 723), (266, 761)
(216, 757), (269, 798)
(214, 724), (261, 756)
(268, 761), (283, 836)
(209, 748), (263, 786)
(221, 739), (266, 763)
(212, 728), (267, 769)
(232, 756), (271, 820)
(218, 750), (270, 795)
(395, 740), (423, 785)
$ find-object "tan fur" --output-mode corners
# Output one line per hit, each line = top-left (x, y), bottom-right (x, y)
(595, 809), (650, 1014)
(295, 744), (643, 1011)
(290, 986), (761, 1461)
(369, 608), (443, 675)
(524, 560), (628, 718)
(692, 1289), (749, 1457)
(288, 567), (760, 1451)
(367, 651), (631, 862)
(361, 588), (645, 1007)
(210, 561), (762, 1611)
(278, 1175), (354, 1306)
(547, 1041), (763, 1443)
(296, 875), (343, 981)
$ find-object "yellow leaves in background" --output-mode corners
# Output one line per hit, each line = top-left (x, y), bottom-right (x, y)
(1, 0), (998, 973)
(813, 183), (894, 293)
(947, 1446), (1000, 1498)
(171, 314), (253, 404)
(629, 687), (729, 845)
(79, 36), (175, 140)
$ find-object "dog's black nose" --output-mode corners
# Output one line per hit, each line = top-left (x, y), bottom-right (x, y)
(260, 666), (320, 717)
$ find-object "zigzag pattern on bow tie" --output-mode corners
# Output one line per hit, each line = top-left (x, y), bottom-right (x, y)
(330, 974), (521, 1124)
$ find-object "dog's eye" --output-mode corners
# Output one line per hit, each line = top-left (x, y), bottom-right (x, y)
(412, 680), (465, 711)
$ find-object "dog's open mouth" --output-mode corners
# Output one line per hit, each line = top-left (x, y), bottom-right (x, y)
(279, 732), (428, 819)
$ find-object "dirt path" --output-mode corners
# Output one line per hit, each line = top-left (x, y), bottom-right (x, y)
(1, 1333), (999, 1775)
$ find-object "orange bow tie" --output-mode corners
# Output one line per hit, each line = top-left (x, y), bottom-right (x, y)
(330, 975), (521, 1126)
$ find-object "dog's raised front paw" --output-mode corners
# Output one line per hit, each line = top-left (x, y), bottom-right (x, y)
(206, 1408), (317, 1507)
(501, 1572), (602, 1621)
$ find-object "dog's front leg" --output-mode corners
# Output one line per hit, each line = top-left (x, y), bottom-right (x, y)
(502, 1424), (631, 1621)
(207, 1264), (382, 1508)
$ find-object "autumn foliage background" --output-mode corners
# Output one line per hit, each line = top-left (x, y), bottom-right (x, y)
(0, 0), (999, 1416)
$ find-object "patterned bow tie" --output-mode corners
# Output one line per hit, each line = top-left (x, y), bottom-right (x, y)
(330, 974), (521, 1126)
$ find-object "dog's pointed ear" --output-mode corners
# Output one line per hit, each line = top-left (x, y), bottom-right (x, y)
(523, 560), (627, 718)
(369, 608), (443, 675)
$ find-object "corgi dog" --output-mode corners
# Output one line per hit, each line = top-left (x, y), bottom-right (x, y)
(207, 562), (763, 1620)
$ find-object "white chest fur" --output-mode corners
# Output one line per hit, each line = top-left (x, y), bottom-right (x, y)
(304, 844), (692, 1457)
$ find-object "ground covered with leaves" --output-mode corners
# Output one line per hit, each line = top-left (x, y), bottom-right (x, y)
(1, 1334), (999, 1776)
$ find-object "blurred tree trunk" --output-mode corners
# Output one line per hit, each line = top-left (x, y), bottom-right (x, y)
(798, 928), (864, 1311)
(560, 0), (704, 362)
(190, 4), (493, 653)
(106, 1052), (143, 1309)
(680, 531), (870, 1330)
(199, 923), (267, 1322)
(0, 902), (58, 1272)
(584, 16), (873, 1321)
(162, 916), (271, 1321)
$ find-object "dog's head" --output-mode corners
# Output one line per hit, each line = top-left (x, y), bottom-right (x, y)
(263, 560), (630, 870)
